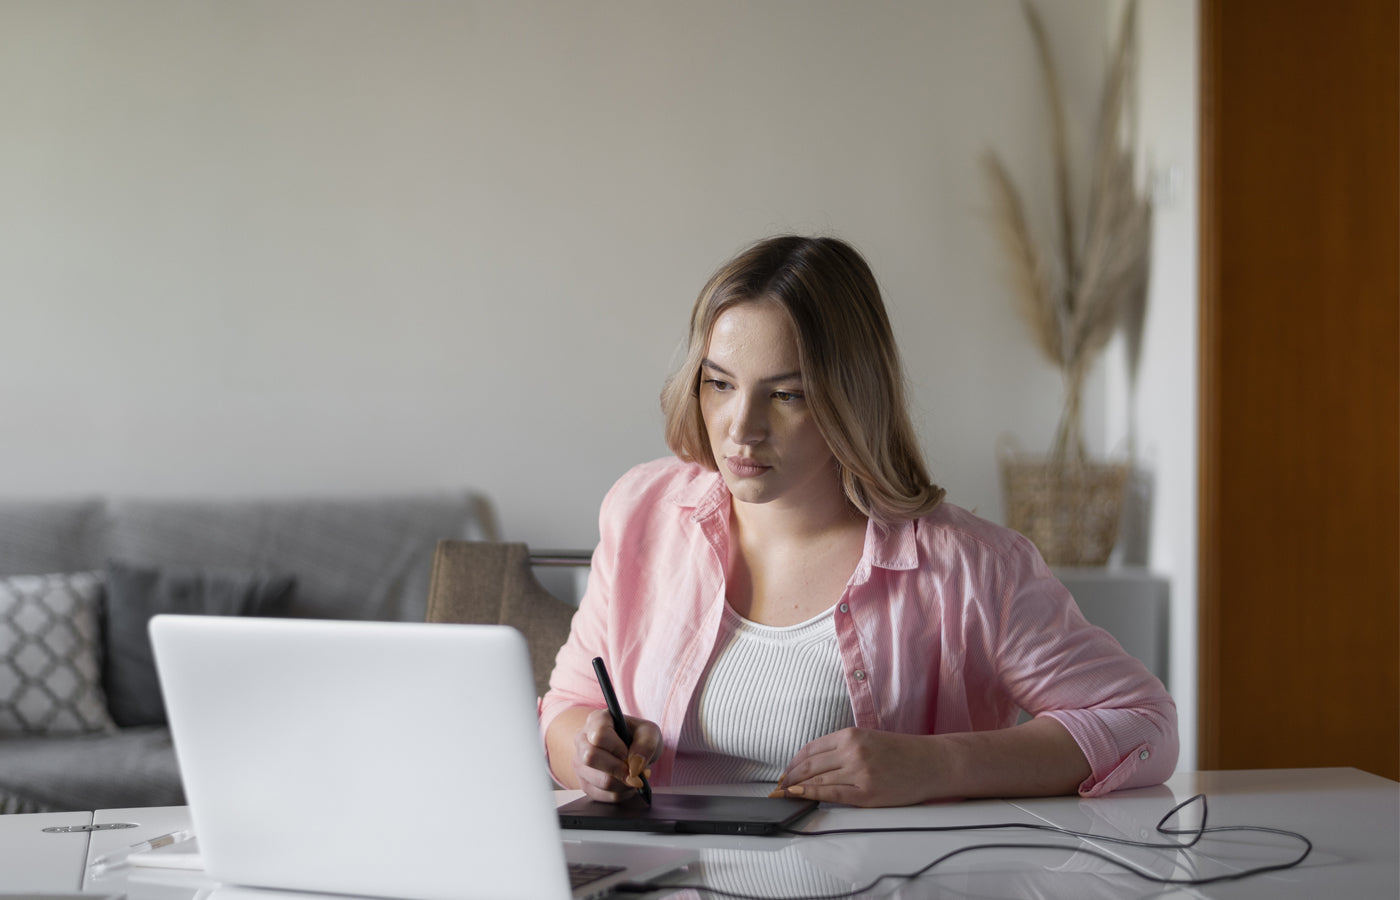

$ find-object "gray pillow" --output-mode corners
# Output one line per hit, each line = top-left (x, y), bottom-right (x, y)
(101, 561), (296, 727)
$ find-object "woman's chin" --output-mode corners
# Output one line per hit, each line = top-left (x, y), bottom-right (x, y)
(723, 477), (777, 505)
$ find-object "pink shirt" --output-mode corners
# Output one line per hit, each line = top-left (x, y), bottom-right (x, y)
(540, 458), (1178, 797)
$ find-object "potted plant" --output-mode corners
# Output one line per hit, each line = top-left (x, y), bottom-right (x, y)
(982, 0), (1152, 566)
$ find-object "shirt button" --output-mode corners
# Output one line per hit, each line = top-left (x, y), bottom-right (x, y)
(1138, 749), (1151, 761)
(838, 603), (849, 614)
(853, 670), (866, 681)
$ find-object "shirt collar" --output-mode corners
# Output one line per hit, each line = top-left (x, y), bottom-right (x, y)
(668, 465), (730, 521)
(863, 516), (920, 572)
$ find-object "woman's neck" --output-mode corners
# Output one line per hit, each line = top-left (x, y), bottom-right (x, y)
(724, 480), (869, 626)
(727, 474), (866, 545)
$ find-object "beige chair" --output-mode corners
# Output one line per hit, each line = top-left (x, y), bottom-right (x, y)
(425, 541), (583, 698)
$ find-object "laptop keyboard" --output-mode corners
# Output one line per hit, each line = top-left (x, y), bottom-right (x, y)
(569, 862), (626, 889)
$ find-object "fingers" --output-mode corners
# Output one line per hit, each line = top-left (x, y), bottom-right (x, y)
(621, 717), (658, 789)
(575, 709), (630, 798)
(769, 781), (861, 805)
(624, 752), (653, 790)
(572, 708), (660, 803)
(627, 716), (662, 764)
(775, 731), (844, 790)
(769, 728), (914, 807)
(776, 729), (942, 807)
(585, 708), (629, 758)
(770, 739), (855, 802)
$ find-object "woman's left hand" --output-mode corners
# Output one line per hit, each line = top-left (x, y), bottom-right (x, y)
(772, 727), (942, 808)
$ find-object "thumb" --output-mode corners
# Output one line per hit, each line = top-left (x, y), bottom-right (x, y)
(627, 717), (663, 763)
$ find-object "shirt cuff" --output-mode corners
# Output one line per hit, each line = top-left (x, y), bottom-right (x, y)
(1040, 707), (1177, 797)
(1077, 741), (1157, 798)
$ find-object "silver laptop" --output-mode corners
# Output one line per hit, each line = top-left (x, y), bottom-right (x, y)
(149, 615), (695, 900)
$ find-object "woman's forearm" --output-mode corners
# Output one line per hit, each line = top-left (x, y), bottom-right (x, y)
(775, 716), (1093, 807)
(931, 716), (1091, 800)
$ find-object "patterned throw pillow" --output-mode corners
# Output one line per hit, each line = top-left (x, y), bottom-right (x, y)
(0, 573), (116, 735)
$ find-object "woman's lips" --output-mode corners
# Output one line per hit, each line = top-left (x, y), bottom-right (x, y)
(725, 456), (771, 478)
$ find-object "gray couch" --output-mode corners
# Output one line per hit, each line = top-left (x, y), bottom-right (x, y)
(0, 492), (496, 814)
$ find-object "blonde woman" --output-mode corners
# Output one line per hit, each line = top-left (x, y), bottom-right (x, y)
(541, 235), (1176, 807)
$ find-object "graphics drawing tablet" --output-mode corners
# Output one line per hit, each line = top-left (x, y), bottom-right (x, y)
(558, 792), (818, 835)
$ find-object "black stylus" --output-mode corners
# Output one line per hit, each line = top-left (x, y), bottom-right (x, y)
(591, 656), (652, 806)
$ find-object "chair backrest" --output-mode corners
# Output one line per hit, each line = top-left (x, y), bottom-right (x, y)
(425, 541), (579, 698)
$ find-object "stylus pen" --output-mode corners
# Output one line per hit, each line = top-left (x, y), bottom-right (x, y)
(591, 656), (652, 806)
(89, 828), (195, 874)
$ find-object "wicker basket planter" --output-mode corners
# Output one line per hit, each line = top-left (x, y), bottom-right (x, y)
(1000, 455), (1129, 566)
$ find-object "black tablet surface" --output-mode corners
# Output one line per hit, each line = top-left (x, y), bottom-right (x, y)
(557, 792), (818, 835)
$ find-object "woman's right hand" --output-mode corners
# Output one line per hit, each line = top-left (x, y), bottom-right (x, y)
(571, 707), (661, 803)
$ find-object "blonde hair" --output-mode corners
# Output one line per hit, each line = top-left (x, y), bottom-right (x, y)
(661, 236), (944, 525)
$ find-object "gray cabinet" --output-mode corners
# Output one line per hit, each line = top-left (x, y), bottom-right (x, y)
(1056, 567), (1170, 685)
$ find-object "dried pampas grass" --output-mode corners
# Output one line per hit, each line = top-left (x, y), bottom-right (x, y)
(984, 0), (1152, 465)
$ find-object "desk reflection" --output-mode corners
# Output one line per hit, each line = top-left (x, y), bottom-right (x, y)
(657, 827), (1187, 900)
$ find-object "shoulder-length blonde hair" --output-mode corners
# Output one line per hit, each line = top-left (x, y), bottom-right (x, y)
(661, 235), (944, 525)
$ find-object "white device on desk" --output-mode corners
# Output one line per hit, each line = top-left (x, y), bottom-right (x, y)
(148, 615), (695, 900)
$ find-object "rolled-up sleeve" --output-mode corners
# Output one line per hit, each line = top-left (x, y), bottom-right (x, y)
(993, 544), (1179, 796)
(1043, 703), (1178, 797)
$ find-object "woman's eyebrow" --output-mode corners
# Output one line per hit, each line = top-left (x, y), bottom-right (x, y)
(700, 359), (803, 384)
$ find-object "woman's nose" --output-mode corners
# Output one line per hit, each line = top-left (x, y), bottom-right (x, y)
(728, 394), (767, 444)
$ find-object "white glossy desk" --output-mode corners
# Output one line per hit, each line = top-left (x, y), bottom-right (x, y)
(3, 768), (1394, 899)
(0, 808), (95, 895)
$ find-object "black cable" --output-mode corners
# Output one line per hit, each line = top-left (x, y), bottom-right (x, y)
(617, 793), (1314, 900)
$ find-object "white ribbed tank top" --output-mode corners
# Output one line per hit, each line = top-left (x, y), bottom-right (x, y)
(672, 602), (855, 785)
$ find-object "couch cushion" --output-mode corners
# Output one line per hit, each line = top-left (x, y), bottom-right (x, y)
(0, 725), (183, 812)
(101, 560), (296, 728)
(0, 501), (103, 577)
(0, 572), (116, 737)
(94, 495), (492, 622)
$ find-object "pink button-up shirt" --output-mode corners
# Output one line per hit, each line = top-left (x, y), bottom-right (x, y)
(539, 458), (1178, 797)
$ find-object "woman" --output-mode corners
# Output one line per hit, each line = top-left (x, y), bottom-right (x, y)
(540, 235), (1177, 808)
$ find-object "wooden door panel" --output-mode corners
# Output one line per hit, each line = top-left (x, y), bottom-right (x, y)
(1200, 0), (1398, 780)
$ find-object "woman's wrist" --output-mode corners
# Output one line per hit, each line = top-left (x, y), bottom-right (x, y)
(544, 705), (594, 790)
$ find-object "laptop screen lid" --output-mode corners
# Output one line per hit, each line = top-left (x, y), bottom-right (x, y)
(150, 615), (692, 900)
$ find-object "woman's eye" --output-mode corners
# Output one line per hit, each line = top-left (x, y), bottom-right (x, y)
(702, 378), (732, 392)
(772, 390), (803, 402)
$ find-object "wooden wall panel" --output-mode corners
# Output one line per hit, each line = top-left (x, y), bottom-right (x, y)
(1200, 0), (1399, 779)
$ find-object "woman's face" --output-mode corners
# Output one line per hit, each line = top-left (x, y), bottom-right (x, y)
(698, 301), (839, 509)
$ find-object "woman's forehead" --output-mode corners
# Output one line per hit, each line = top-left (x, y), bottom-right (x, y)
(704, 303), (802, 375)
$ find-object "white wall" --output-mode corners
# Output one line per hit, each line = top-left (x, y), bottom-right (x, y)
(1118, 0), (1200, 770)
(1, 0), (1115, 540)
(1, 1), (1196, 759)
